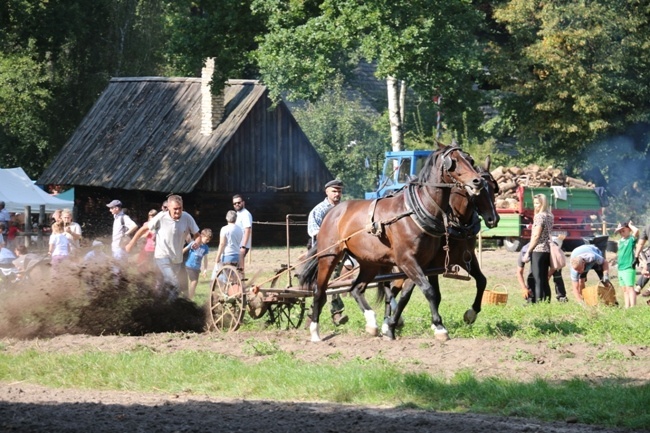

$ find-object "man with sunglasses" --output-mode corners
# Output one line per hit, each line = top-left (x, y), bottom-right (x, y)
(232, 194), (252, 269)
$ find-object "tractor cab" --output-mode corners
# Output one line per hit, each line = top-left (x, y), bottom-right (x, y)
(365, 150), (432, 199)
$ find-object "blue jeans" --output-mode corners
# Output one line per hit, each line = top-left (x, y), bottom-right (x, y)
(155, 257), (182, 293)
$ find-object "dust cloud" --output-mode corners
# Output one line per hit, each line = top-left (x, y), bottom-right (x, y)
(0, 259), (206, 339)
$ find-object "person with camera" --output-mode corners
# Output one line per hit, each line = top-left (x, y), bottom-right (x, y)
(107, 200), (138, 261)
(61, 209), (82, 257)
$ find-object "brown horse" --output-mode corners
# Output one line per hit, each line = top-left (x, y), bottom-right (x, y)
(381, 156), (500, 340)
(299, 143), (485, 342)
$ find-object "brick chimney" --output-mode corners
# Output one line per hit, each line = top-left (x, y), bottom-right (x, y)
(200, 57), (225, 136)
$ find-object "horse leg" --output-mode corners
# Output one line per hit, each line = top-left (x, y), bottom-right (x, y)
(381, 282), (394, 333)
(427, 275), (448, 340)
(383, 279), (416, 340)
(463, 255), (486, 325)
(309, 252), (343, 342)
(348, 267), (380, 336)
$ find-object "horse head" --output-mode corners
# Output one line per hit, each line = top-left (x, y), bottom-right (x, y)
(419, 143), (484, 196)
(447, 155), (499, 230)
(474, 156), (500, 229)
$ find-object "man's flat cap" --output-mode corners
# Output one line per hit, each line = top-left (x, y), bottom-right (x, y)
(324, 179), (343, 190)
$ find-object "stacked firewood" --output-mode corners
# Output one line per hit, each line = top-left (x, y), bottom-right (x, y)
(491, 164), (596, 209)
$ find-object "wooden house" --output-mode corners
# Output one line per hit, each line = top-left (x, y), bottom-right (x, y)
(38, 61), (333, 245)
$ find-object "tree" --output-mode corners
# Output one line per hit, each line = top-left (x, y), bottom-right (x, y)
(253, 0), (486, 150)
(0, 47), (51, 177)
(487, 0), (650, 164)
(292, 79), (389, 198)
(163, 0), (267, 87)
(0, 0), (171, 175)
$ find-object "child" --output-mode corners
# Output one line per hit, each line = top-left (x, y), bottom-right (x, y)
(7, 221), (19, 249)
(183, 228), (212, 300)
(615, 221), (639, 308)
(137, 209), (158, 272)
(48, 221), (70, 268)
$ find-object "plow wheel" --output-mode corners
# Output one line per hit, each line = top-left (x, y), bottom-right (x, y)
(264, 268), (306, 329)
(266, 299), (306, 330)
(207, 265), (245, 332)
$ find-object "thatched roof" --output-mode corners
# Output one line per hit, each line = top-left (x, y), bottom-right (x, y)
(38, 78), (275, 193)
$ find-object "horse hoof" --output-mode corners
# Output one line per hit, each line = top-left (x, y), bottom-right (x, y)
(432, 326), (450, 341)
(434, 331), (450, 341)
(365, 326), (379, 336)
(381, 322), (390, 335)
(310, 322), (321, 342)
(463, 309), (477, 324)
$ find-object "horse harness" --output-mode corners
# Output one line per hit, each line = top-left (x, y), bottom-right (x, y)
(363, 146), (484, 278)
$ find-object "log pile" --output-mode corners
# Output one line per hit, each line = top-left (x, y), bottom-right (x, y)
(491, 164), (596, 210)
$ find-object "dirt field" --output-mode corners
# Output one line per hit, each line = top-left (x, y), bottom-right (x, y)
(1, 248), (648, 432)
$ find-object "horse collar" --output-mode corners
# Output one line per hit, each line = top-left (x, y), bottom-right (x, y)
(404, 184), (448, 237)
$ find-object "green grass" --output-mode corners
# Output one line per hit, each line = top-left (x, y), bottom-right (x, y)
(1, 349), (649, 429)
(230, 276), (650, 346)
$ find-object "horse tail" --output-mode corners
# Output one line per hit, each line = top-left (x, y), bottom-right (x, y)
(298, 245), (319, 288)
(376, 282), (387, 303)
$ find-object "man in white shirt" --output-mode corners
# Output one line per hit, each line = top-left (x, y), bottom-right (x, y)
(127, 195), (199, 295)
(107, 200), (138, 261)
(232, 194), (253, 269)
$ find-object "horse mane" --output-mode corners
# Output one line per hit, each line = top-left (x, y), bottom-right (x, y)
(417, 148), (443, 184)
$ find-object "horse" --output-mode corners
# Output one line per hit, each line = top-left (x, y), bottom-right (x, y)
(299, 142), (485, 342)
(380, 156), (500, 340)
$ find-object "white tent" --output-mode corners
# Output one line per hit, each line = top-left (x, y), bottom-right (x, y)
(0, 167), (73, 213)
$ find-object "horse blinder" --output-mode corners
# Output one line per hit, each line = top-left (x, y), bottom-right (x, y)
(443, 155), (455, 172)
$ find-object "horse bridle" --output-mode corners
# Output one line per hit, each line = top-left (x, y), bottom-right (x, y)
(415, 146), (485, 193)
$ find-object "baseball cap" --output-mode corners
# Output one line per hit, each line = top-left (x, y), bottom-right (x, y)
(106, 200), (122, 208)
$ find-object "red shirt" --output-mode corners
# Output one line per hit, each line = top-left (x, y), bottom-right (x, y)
(7, 226), (19, 240)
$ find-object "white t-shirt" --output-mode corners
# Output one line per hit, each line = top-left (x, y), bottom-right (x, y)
(65, 221), (82, 248)
(111, 212), (137, 252)
(236, 208), (253, 249)
(148, 211), (200, 264)
(49, 233), (70, 257)
(220, 223), (243, 259)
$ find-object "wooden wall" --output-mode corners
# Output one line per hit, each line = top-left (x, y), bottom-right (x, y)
(75, 186), (324, 247)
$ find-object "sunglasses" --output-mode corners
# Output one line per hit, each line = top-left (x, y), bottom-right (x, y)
(233, 201), (243, 205)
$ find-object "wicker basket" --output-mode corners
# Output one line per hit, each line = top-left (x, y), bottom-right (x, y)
(582, 281), (617, 306)
(482, 284), (508, 305)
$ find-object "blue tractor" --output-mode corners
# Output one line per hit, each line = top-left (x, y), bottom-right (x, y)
(364, 150), (433, 199)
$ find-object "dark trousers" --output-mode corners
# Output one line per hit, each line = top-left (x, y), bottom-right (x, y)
(531, 251), (551, 302)
(527, 269), (566, 300)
